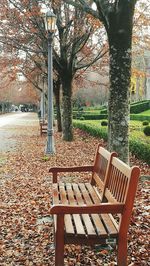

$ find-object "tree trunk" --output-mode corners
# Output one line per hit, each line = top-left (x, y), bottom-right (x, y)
(107, 5), (134, 163)
(61, 76), (73, 141)
(108, 45), (130, 163)
(54, 85), (62, 132)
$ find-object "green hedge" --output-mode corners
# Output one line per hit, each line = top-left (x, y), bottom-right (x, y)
(131, 100), (149, 106)
(74, 113), (150, 121)
(130, 101), (150, 114)
(73, 113), (108, 120)
(73, 120), (150, 165)
(130, 114), (150, 122)
(129, 139), (150, 165)
(100, 109), (107, 114)
(99, 101), (150, 115)
(73, 121), (108, 141)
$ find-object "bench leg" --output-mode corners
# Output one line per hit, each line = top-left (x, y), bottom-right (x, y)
(55, 240), (64, 266)
(117, 239), (127, 266)
(55, 215), (64, 266)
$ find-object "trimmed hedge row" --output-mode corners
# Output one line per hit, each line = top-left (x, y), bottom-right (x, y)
(73, 113), (150, 122)
(99, 100), (150, 115)
(130, 100), (149, 107)
(130, 114), (150, 122)
(73, 121), (108, 141)
(129, 139), (150, 165)
(100, 109), (107, 114)
(73, 120), (150, 165)
(73, 114), (108, 120)
(130, 101), (150, 114)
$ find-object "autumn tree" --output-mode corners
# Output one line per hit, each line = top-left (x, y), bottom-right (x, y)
(131, 2), (150, 101)
(65, 0), (142, 163)
(0, 0), (47, 107)
(0, 0), (107, 140)
(51, 1), (107, 140)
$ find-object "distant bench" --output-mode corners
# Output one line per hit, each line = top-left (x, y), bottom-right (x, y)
(39, 120), (47, 136)
(49, 145), (140, 266)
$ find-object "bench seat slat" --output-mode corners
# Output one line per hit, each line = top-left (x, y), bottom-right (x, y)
(53, 183), (75, 235)
(64, 183), (85, 236)
(85, 183), (118, 236)
(78, 183), (108, 237)
(71, 183), (98, 236)
(101, 214), (118, 236)
(85, 183), (102, 202)
(53, 182), (119, 238)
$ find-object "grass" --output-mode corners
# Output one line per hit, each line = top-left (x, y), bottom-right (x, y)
(139, 109), (150, 116)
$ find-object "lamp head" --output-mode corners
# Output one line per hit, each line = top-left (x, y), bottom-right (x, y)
(44, 10), (56, 32)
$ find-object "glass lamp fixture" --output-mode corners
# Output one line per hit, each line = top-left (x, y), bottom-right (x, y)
(45, 10), (56, 32)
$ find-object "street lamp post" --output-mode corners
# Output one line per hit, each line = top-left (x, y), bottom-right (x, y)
(41, 76), (45, 123)
(44, 10), (56, 154)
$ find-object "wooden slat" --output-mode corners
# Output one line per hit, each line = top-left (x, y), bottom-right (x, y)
(86, 183), (102, 203)
(72, 183), (96, 236)
(108, 214), (119, 230)
(85, 183), (118, 236)
(65, 183), (85, 236)
(112, 157), (131, 177)
(120, 177), (128, 202)
(101, 214), (118, 237)
(58, 183), (75, 235)
(92, 173), (104, 194)
(104, 189), (118, 203)
(107, 163), (129, 203)
(117, 173), (124, 202)
(116, 172), (123, 201)
(98, 146), (112, 160)
(78, 183), (107, 237)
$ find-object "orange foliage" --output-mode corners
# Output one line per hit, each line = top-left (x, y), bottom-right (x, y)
(86, 14), (102, 29)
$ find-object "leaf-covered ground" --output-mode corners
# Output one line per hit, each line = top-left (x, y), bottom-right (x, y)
(0, 116), (149, 265)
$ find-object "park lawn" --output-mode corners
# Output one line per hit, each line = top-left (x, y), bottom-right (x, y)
(139, 109), (150, 116)
(74, 119), (145, 128)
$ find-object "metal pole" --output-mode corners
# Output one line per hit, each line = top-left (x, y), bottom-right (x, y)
(40, 91), (44, 122)
(42, 76), (45, 122)
(45, 31), (55, 154)
(40, 89), (45, 123)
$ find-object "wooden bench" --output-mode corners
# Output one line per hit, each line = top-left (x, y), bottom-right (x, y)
(39, 120), (47, 136)
(49, 145), (140, 266)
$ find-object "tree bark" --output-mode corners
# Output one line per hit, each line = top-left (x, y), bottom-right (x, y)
(54, 85), (62, 132)
(108, 45), (130, 163)
(61, 75), (73, 141)
(106, 3), (135, 163)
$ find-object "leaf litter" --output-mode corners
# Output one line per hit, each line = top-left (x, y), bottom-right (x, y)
(0, 123), (149, 266)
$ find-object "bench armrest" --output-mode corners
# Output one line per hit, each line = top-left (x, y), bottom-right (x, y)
(50, 203), (124, 215)
(49, 165), (94, 183)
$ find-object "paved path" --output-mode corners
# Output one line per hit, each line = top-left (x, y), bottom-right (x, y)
(0, 112), (38, 152)
(0, 112), (29, 127)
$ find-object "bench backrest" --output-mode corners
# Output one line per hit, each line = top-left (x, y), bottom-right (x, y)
(91, 145), (117, 198)
(104, 156), (140, 232)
